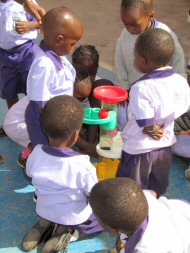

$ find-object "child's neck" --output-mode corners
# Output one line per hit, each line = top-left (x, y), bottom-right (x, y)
(48, 138), (70, 149)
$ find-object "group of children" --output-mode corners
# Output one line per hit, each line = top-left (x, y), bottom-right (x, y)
(1, 0), (190, 252)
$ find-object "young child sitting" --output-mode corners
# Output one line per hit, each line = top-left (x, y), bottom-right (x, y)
(3, 6), (83, 167)
(115, 0), (185, 90)
(89, 177), (190, 253)
(22, 95), (103, 253)
(72, 45), (114, 156)
(116, 28), (190, 197)
(0, 0), (39, 109)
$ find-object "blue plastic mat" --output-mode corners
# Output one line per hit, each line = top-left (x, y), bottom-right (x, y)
(0, 94), (190, 253)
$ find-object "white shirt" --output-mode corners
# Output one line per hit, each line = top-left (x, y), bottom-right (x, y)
(135, 191), (190, 253)
(122, 67), (190, 154)
(0, 0), (37, 50)
(120, 191), (190, 253)
(27, 46), (75, 101)
(115, 20), (185, 90)
(26, 144), (98, 225)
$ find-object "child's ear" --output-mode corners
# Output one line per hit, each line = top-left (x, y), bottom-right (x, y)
(66, 130), (80, 147)
(56, 34), (64, 42)
(148, 10), (155, 19)
(142, 56), (147, 65)
(74, 129), (80, 142)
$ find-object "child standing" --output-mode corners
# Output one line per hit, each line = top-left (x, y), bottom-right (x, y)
(3, 6), (83, 167)
(115, 0), (185, 90)
(22, 95), (103, 252)
(0, 0), (39, 108)
(89, 177), (190, 253)
(116, 28), (190, 197)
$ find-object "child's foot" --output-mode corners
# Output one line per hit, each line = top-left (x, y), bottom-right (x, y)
(185, 165), (190, 179)
(22, 218), (55, 251)
(17, 143), (32, 168)
(41, 224), (79, 253)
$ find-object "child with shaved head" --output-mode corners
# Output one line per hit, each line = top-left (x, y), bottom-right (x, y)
(3, 6), (83, 167)
(89, 177), (190, 253)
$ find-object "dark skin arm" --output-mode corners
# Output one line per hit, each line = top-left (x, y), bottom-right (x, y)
(143, 124), (165, 140)
(14, 0), (45, 23)
(15, 20), (39, 34)
(76, 135), (98, 157)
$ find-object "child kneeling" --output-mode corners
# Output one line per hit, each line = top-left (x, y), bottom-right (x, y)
(22, 95), (103, 253)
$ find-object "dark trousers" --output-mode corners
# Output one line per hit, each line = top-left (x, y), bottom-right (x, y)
(116, 146), (172, 197)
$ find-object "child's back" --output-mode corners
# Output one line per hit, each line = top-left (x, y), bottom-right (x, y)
(27, 144), (97, 225)
(123, 70), (190, 154)
(23, 95), (103, 252)
(117, 28), (190, 197)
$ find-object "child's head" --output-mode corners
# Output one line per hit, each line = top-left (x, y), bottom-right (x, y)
(42, 6), (83, 55)
(120, 0), (154, 34)
(72, 45), (99, 79)
(41, 95), (84, 147)
(134, 28), (175, 73)
(89, 178), (148, 236)
(74, 72), (93, 101)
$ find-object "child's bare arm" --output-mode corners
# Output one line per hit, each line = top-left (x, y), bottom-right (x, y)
(76, 136), (98, 157)
(143, 124), (164, 140)
(15, 21), (39, 34)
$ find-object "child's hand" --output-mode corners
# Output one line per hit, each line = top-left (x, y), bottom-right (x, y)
(143, 124), (164, 141)
(15, 21), (37, 34)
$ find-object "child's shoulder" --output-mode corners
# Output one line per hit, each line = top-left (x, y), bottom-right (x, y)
(70, 154), (96, 170)
(155, 20), (172, 33)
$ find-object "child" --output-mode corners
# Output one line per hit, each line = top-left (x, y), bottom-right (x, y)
(115, 0), (185, 90)
(89, 177), (190, 253)
(22, 95), (103, 252)
(3, 6), (83, 167)
(72, 45), (114, 156)
(0, 0), (39, 108)
(116, 28), (190, 197)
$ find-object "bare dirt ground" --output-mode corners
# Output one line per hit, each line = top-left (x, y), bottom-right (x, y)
(38, 0), (190, 69)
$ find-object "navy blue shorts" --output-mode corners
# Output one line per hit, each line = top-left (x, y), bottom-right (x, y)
(0, 39), (38, 100)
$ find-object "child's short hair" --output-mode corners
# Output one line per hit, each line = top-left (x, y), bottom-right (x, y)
(41, 95), (84, 141)
(135, 28), (175, 67)
(121, 0), (153, 14)
(89, 178), (148, 234)
(72, 45), (99, 77)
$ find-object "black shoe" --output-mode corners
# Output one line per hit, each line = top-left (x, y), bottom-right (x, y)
(0, 127), (7, 137)
(33, 193), (38, 203)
